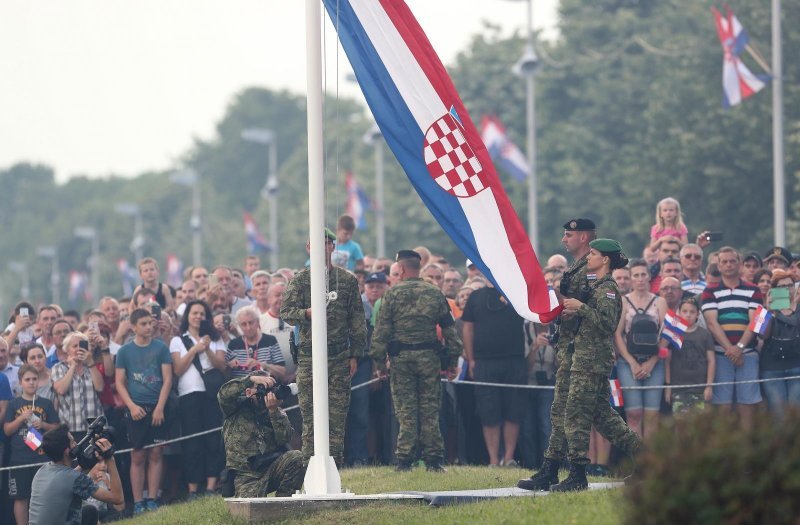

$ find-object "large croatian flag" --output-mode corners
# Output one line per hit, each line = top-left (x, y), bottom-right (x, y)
(323, 0), (559, 322)
(711, 6), (769, 108)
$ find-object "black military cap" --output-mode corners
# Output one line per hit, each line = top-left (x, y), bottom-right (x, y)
(764, 246), (792, 265)
(395, 250), (422, 262)
(563, 218), (596, 232)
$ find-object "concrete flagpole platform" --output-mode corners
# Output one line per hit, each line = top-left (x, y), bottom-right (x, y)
(226, 482), (624, 522)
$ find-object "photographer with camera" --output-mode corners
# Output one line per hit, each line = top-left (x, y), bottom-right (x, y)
(28, 424), (123, 525)
(218, 372), (303, 498)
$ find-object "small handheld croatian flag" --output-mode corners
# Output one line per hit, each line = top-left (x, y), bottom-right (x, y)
(24, 427), (43, 452)
(480, 115), (528, 182)
(749, 305), (773, 336)
(609, 379), (624, 407)
(662, 310), (690, 350)
(325, 0), (561, 323)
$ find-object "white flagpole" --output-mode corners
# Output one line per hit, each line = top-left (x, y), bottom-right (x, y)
(301, 0), (342, 495)
(772, 0), (785, 246)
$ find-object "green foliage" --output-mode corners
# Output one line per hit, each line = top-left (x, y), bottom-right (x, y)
(624, 410), (800, 524)
(451, 1), (800, 257)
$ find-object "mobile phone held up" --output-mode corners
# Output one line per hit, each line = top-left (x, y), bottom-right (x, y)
(79, 339), (90, 352)
(704, 231), (723, 242)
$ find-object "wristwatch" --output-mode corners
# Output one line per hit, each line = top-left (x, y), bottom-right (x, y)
(736, 342), (745, 350)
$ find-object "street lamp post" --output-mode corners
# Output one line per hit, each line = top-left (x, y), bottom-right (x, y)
(242, 128), (280, 270)
(114, 203), (144, 262)
(170, 169), (202, 267)
(74, 227), (100, 301)
(507, 0), (539, 251)
(36, 246), (60, 305)
(8, 261), (30, 300)
(363, 125), (385, 257)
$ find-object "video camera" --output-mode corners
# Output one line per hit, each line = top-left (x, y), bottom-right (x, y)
(69, 415), (115, 470)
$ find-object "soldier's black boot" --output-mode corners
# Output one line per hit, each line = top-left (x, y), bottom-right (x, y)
(517, 458), (560, 491)
(549, 463), (588, 492)
(425, 459), (447, 472)
(395, 459), (413, 472)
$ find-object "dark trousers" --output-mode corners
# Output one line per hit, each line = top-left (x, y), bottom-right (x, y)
(345, 358), (372, 465)
(179, 391), (224, 485)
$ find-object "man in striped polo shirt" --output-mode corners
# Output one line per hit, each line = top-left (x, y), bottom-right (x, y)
(701, 246), (763, 430)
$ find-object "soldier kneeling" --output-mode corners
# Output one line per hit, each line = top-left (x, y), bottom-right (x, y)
(218, 373), (304, 497)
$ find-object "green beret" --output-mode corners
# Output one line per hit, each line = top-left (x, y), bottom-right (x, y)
(324, 228), (337, 242)
(395, 249), (422, 262)
(563, 218), (596, 231)
(590, 238), (622, 254)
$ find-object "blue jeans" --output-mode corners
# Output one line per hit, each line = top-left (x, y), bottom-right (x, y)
(713, 353), (761, 405)
(519, 387), (554, 468)
(761, 367), (800, 416)
(345, 358), (372, 465)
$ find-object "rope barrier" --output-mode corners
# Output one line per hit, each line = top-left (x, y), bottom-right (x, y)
(2, 373), (798, 473)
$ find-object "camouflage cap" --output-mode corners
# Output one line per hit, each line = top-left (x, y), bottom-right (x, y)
(563, 218), (596, 231)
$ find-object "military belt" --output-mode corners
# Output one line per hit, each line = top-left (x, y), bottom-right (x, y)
(394, 341), (441, 351)
(299, 340), (350, 356)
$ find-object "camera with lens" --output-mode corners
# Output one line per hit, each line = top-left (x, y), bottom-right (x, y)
(251, 383), (299, 404)
(69, 415), (115, 470)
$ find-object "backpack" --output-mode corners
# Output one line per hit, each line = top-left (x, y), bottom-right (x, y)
(625, 296), (660, 358)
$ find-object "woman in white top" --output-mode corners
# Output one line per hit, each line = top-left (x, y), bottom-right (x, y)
(20, 343), (54, 400)
(169, 300), (227, 498)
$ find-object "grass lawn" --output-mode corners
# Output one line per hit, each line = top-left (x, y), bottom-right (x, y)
(117, 466), (625, 525)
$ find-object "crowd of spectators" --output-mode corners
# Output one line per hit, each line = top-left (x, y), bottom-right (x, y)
(1, 205), (799, 521)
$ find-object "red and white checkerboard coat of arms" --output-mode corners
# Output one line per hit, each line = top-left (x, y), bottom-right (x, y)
(423, 113), (487, 198)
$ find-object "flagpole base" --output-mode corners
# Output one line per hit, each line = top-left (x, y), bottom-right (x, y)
(300, 455), (342, 496)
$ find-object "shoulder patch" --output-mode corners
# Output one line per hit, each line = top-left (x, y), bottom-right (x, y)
(587, 273), (597, 281)
(605, 292), (616, 300)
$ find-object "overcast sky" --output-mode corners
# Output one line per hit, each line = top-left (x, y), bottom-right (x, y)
(0, 1), (557, 182)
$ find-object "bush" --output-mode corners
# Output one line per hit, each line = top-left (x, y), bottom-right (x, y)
(623, 409), (800, 524)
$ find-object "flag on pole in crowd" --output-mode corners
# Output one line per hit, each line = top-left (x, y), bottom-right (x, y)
(662, 310), (690, 350)
(117, 259), (138, 296)
(24, 427), (43, 451)
(166, 254), (183, 288)
(345, 171), (372, 229)
(323, 0), (561, 323)
(68, 271), (90, 304)
(712, 5), (770, 107)
(243, 212), (272, 254)
(480, 115), (528, 182)
(749, 305), (773, 335)
(609, 379), (624, 407)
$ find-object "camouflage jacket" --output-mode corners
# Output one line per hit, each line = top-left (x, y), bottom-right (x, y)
(569, 275), (622, 375)
(280, 266), (367, 359)
(218, 376), (293, 472)
(556, 254), (590, 354)
(371, 278), (462, 365)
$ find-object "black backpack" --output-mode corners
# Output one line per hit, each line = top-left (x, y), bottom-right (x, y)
(625, 296), (660, 358)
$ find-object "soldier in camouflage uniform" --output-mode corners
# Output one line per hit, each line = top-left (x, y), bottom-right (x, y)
(218, 373), (304, 497)
(551, 239), (642, 491)
(371, 250), (462, 471)
(280, 228), (367, 467)
(520, 218), (595, 491)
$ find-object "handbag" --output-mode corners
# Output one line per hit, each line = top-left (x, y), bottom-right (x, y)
(182, 335), (227, 398)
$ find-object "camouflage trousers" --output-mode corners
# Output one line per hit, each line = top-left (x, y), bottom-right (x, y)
(233, 450), (304, 497)
(296, 354), (351, 467)
(544, 358), (571, 461)
(564, 371), (642, 465)
(390, 351), (443, 463)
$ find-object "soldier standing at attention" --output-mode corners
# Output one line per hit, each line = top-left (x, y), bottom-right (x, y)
(280, 228), (367, 468)
(371, 250), (462, 472)
(519, 218), (595, 491)
(550, 239), (642, 491)
(217, 373), (304, 497)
